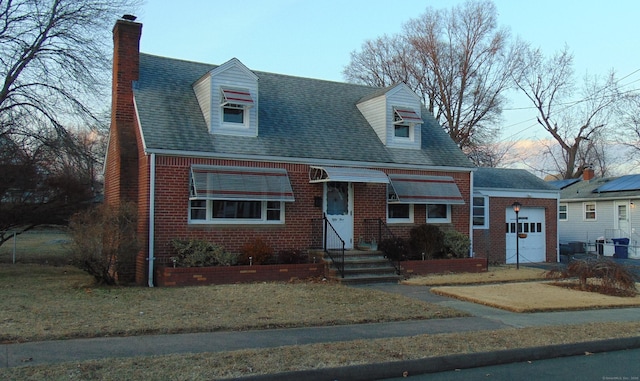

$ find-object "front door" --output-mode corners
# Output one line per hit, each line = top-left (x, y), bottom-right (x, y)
(615, 201), (630, 237)
(324, 182), (353, 249)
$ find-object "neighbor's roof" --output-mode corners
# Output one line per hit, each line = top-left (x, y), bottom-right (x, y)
(559, 174), (640, 201)
(132, 53), (473, 169)
(474, 167), (558, 191)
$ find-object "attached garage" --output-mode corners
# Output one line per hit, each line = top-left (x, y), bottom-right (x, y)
(505, 207), (546, 264)
(472, 167), (559, 265)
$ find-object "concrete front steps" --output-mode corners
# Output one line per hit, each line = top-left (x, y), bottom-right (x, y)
(321, 249), (401, 284)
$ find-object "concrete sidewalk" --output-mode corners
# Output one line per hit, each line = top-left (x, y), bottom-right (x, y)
(2, 283), (640, 377)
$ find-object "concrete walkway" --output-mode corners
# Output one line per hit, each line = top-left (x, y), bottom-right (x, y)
(2, 283), (639, 373)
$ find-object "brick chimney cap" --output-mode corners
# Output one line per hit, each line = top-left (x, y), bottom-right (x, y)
(122, 14), (137, 21)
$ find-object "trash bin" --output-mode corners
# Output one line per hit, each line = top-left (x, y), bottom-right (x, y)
(569, 241), (586, 254)
(612, 238), (629, 259)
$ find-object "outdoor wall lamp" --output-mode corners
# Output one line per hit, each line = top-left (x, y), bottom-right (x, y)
(511, 201), (522, 269)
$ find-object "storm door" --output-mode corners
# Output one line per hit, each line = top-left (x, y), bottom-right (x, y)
(324, 182), (353, 249)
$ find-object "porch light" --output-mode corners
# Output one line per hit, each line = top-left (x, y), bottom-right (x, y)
(511, 202), (522, 269)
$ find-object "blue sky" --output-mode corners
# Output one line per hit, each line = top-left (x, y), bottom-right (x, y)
(138, 0), (640, 143)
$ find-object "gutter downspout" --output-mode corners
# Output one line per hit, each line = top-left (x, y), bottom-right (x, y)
(148, 153), (156, 287)
(469, 170), (474, 258)
(556, 195), (560, 263)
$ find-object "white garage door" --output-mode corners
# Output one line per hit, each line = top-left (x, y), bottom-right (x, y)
(505, 207), (546, 264)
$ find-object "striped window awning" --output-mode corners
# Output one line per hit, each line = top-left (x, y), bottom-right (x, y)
(309, 166), (389, 183)
(388, 174), (464, 204)
(221, 88), (254, 106)
(393, 107), (423, 125)
(190, 166), (294, 202)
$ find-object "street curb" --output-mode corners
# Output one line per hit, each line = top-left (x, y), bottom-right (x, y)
(231, 336), (640, 381)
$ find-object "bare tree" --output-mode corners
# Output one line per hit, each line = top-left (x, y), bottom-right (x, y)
(512, 45), (619, 179)
(344, 34), (437, 112)
(344, 0), (520, 164)
(0, 0), (139, 244)
(615, 93), (640, 166)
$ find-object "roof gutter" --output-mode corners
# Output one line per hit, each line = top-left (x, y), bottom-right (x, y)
(148, 152), (156, 287)
(142, 148), (477, 173)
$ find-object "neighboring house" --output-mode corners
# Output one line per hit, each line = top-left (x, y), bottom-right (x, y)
(105, 18), (479, 285)
(473, 167), (560, 264)
(550, 168), (640, 259)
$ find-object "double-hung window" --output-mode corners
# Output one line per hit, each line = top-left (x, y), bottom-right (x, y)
(189, 166), (294, 224)
(559, 203), (568, 221)
(472, 196), (488, 228)
(584, 202), (596, 220)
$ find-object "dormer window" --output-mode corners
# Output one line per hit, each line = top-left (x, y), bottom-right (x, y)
(393, 107), (421, 141)
(394, 124), (410, 138)
(221, 87), (254, 125)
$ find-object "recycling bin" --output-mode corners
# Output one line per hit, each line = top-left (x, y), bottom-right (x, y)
(611, 238), (629, 259)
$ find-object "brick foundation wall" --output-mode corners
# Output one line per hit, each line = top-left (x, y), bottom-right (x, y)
(155, 264), (325, 286)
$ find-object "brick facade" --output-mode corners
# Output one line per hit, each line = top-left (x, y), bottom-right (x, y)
(473, 197), (557, 264)
(149, 156), (472, 273)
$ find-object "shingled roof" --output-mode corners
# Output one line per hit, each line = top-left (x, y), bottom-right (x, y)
(474, 167), (558, 191)
(133, 53), (473, 169)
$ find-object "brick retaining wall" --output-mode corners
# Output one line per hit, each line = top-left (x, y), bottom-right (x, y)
(400, 258), (487, 276)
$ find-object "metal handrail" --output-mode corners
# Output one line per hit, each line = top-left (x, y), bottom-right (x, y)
(364, 218), (402, 274)
(323, 216), (345, 278)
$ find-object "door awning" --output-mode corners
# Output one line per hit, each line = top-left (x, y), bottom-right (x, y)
(191, 166), (294, 202)
(388, 174), (465, 204)
(309, 166), (389, 183)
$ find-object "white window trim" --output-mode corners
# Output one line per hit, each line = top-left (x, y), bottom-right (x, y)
(559, 203), (568, 221)
(472, 195), (489, 229)
(189, 200), (285, 225)
(427, 204), (451, 224)
(221, 103), (250, 128)
(583, 202), (597, 221)
(387, 203), (414, 223)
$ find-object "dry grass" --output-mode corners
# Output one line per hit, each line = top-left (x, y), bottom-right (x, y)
(0, 265), (466, 343)
(402, 265), (548, 286)
(2, 322), (639, 380)
(432, 282), (640, 312)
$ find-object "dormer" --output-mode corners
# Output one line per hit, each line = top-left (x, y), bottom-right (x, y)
(357, 83), (423, 149)
(193, 58), (259, 136)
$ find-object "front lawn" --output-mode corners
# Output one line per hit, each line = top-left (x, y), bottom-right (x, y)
(0, 265), (466, 343)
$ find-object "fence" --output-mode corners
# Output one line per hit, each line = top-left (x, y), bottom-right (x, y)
(0, 227), (71, 265)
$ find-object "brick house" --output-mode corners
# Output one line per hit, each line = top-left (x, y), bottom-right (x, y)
(105, 17), (484, 286)
(472, 167), (560, 264)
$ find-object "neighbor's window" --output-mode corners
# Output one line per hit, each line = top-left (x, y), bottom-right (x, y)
(427, 204), (451, 223)
(189, 200), (284, 224)
(472, 196), (488, 228)
(559, 203), (568, 221)
(583, 202), (596, 220)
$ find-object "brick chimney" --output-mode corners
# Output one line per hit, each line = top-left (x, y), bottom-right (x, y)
(582, 166), (595, 181)
(104, 16), (142, 206)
